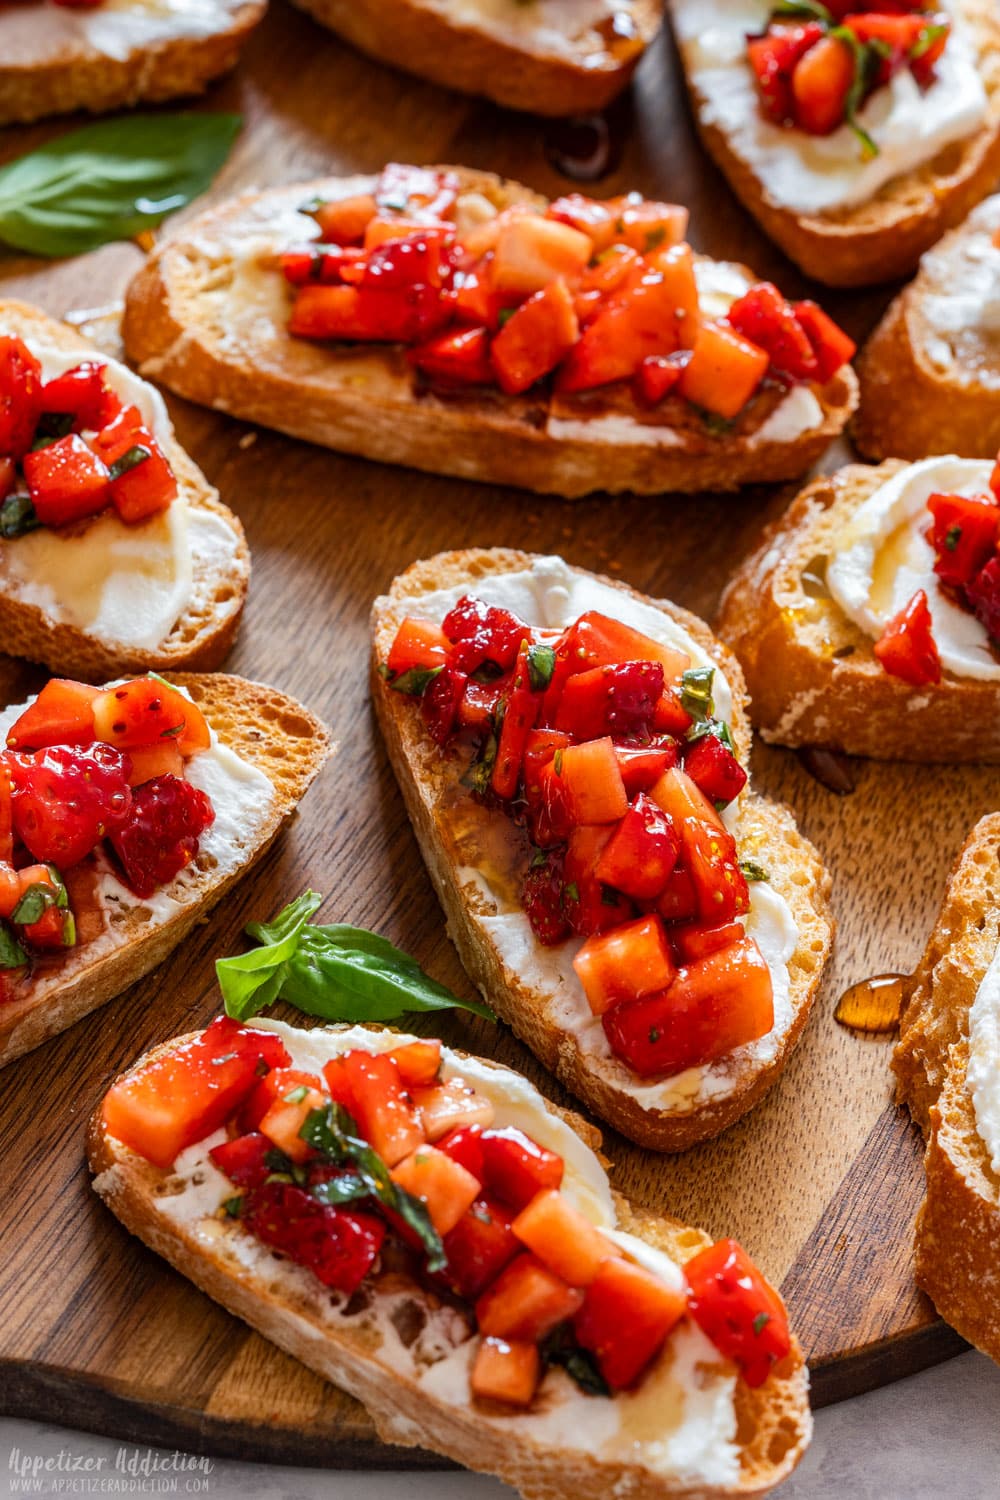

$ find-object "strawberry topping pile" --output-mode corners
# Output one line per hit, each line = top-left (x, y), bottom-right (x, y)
(874, 460), (1000, 687)
(0, 336), (177, 540)
(0, 675), (215, 983)
(384, 591), (778, 1080)
(748, 3), (951, 154)
(103, 1018), (794, 1404)
(278, 164), (855, 423)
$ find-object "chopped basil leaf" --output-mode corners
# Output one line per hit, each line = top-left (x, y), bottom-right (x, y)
(35, 412), (75, 441)
(377, 663), (392, 680)
(945, 524), (962, 552)
(108, 444), (151, 482)
(686, 716), (734, 751)
(0, 493), (41, 539)
(530, 847), (548, 870)
(301, 1103), (446, 1272)
(217, 890), (494, 1023)
(680, 666), (715, 722)
(910, 21), (948, 60)
(222, 1196), (243, 1218)
(0, 923), (27, 970)
(463, 731), (498, 796)
(541, 1327), (610, 1398)
(648, 1026), (661, 1043)
(563, 881), (580, 903)
(264, 1147), (295, 1173)
(553, 748), (564, 775)
(309, 1171), (370, 1207)
(829, 27), (880, 159)
(497, 308), (515, 327)
(772, 0), (833, 19)
(753, 1311), (771, 1336)
(11, 880), (59, 926)
(389, 664), (442, 696)
(740, 859), (770, 883)
(283, 1085), (309, 1104)
(527, 643), (556, 692)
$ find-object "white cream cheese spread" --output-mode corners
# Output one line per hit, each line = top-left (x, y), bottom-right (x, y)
(0, 0), (247, 65)
(967, 940), (1000, 1176)
(145, 1019), (744, 1487)
(397, 554), (802, 1114)
(439, 0), (619, 58)
(826, 456), (1000, 682)
(671, 0), (989, 215)
(920, 195), (1000, 382)
(0, 331), (237, 653)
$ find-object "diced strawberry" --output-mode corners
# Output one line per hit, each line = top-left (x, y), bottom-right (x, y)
(682, 734), (748, 806)
(512, 1190), (617, 1287)
(109, 775), (214, 897)
(656, 865), (699, 923)
(239, 1066), (325, 1133)
(492, 641), (540, 800)
(92, 677), (187, 751)
(41, 362), (119, 431)
(476, 1254), (584, 1342)
(409, 326), (493, 386)
(613, 737), (680, 796)
(927, 491), (1000, 590)
(563, 824), (635, 937)
(553, 661), (664, 742)
(420, 664), (467, 745)
(491, 215), (592, 298)
(671, 920), (745, 965)
(593, 794), (680, 902)
(124, 742), (184, 788)
(437, 1123), (486, 1178)
(522, 851), (573, 946)
(258, 1075), (327, 1162)
(340, 1050), (424, 1166)
(388, 1039), (442, 1088)
(558, 737), (629, 825)
(873, 589), (942, 686)
(8, 742), (131, 867)
(471, 1337), (540, 1407)
(0, 336), (43, 459)
(6, 679), (99, 751)
(966, 557), (1000, 644)
(556, 247), (698, 393)
(489, 279), (580, 396)
(411, 1077), (495, 1141)
(574, 1256), (687, 1389)
(573, 914), (678, 1015)
(243, 1180), (385, 1294)
(23, 434), (110, 527)
(354, 228), (453, 290)
(290, 283), (449, 343)
(634, 354), (686, 407)
(727, 282), (817, 381)
(682, 819), (751, 924)
(747, 22), (825, 123)
(791, 34), (855, 134)
(685, 1239), (792, 1388)
(442, 595), (532, 673)
(311, 193), (377, 244)
(677, 320), (769, 420)
(792, 301), (856, 383)
(479, 1127), (564, 1212)
(209, 1131), (273, 1189)
(391, 1144), (481, 1236)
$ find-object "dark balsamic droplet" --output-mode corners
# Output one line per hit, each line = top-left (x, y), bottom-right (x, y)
(796, 746), (856, 795)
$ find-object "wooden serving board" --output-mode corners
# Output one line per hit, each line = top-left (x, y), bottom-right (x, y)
(0, 3), (986, 1465)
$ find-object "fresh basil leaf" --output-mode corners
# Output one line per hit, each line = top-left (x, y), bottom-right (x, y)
(829, 27), (880, 159)
(390, 665), (441, 696)
(11, 881), (59, 926)
(216, 890), (322, 1020)
(0, 113), (241, 259)
(527, 643), (556, 692)
(772, 0), (832, 19)
(740, 859), (770, 883)
(309, 1171), (370, 1207)
(301, 1104), (446, 1271)
(0, 923), (27, 970)
(221, 892), (495, 1024)
(911, 21), (948, 60)
(680, 666), (715, 722)
(0, 493), (40, 539)
(541, 1327), (610, 1397)
(108, 444), (151, 482)
(461, 730), (498, 796)
(686, 716), (734, 751)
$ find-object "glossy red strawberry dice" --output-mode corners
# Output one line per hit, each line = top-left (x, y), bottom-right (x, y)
(685, 1239), (791, 1388)
(243, 1181), (386, 1294)
(8, 743), (132, 867)
(110, 775), (215, 897)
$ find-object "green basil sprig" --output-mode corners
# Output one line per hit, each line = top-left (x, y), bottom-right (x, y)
(0, 113), (241, 259)
(216, 891), (495, 1024)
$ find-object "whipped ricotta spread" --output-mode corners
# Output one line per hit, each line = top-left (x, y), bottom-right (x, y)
(399, 554), (802, 1113)
(920, 196), (1000, 382)
(825, 456), (1000, 682)
(0, 332), (236, 653)
(0, 0), (246, 64)
(0, 684), (277, 926)
(547, 258), (825, 447)
(146, 1019), (744, 1486)
(440, 0), (620, 58)
(671, 0), (989, 215)
(968, 940), (1000, 1177)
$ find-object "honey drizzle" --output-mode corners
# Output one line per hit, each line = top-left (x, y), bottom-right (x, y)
(835, 973), (911, 1035)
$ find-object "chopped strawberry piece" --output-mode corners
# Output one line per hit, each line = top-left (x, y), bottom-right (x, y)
(23, 434), (110, 527)
(563, 824), (634, 936)
(873, 589), (942, 686)
(409, 326), (493, 386)
(290, 283), (449, 343)
(471, 1337), (540, 1407)
(442, 595), (532, 673)
(109, 774), (214, 897)
(727, 283), (817, 381)
(8, 742), (131, 867)
(512, 1190), (616, 1287)
(92, 677), (187, 751)
(793, 301), (856, 383)
(554, 661), (664, 742)
(656, 864), (699, 923)
(671, 920), (745, 965)
(412, 1077), (495, 1140)
(437, 1123), (486, 1179)
(340, 1049), (424, 1166)
(243, 1181), (385, 1294)
(42, 362), (119, 431)
(311, 193), (377, 244)
(388, 1038), (442, 1088)
(492, 641), (540, 800)
(747, 22), (825, 123)
(556, 247), (698, 393)
(677, 321), (769, 420)
(966, 557), (1000, 644)
(791, 35), (855, 135)
(476, 1254), (583, 1342)
(685, 1239), (791, 1388)
(593, 795), (680, 903)
(573, 914), (678, 1015)
(575, 1256), (687, 1389)
(0, 336), (42, 459)
(387, 617), (450, 677)
(479, 1126), (564, 1211)
(489, 279), (579, 396)
(6, 679), (99, 751)
(355, 229), (453, 290)
(927, 491), (1000, 590)
(634, 354), (686, 407)
(558, 737), (629, 825)
(421, 664), (467, 745)
(613, 737), (680, 796)
(522, 851), (572, 947)
(209, 1132), (273, 1189)
(682, 734), (748, 806)
(443, 1197), (520, 1300)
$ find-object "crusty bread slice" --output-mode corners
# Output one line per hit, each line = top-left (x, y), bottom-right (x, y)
(715, 460), (1000, 762)
(121, 166), (858, 498)
(0, 673), (330, 1067)
(668, 0), (1000, 288)
(893, 814), (1000, 1363)
(371, 548), (833, 1152)
(0, 0), (265, 125)
(0, 299), (249, 680)
(854, 195), (1000, 461)
(89, 1023), (812, 1497)
(287, 0), (660, 116)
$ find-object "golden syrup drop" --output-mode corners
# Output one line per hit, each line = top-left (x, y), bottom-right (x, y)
(796, 746), (856, 795)
(835, 973), (910, 1035)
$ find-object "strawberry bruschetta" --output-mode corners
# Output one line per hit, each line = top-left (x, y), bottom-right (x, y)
(669, 0), (1000, 286)
(0, 302), (248, 680)
(371, 549), (833, 1152)
(90, 1015), (811, 1497)
(0, 672), (329, 1065)
(0, 0), (266, 125)
(122, 163), (858, 496)
(716, 454), (1000, 760)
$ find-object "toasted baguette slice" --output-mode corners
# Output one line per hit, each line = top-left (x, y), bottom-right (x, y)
(0, 0), (265, 125)
(287, 0), (660, 116)
(715, 460), (1000, 762)
(668, 0), (1000, 288)
(89, 1018), (812, 1497)
(854, 195), (1000, 461)
(893, 814), (1000, 1363)
(0, 300), (250, 680)
(121, 166), (857, 498)
(371, 549), (833, 1152)
(0, 673), (330, 1067)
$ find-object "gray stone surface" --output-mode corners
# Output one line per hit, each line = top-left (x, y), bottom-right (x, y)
(2, 1352), (998, 1500)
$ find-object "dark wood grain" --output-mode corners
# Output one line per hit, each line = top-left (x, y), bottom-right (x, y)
(0, 0), (983, 1465)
